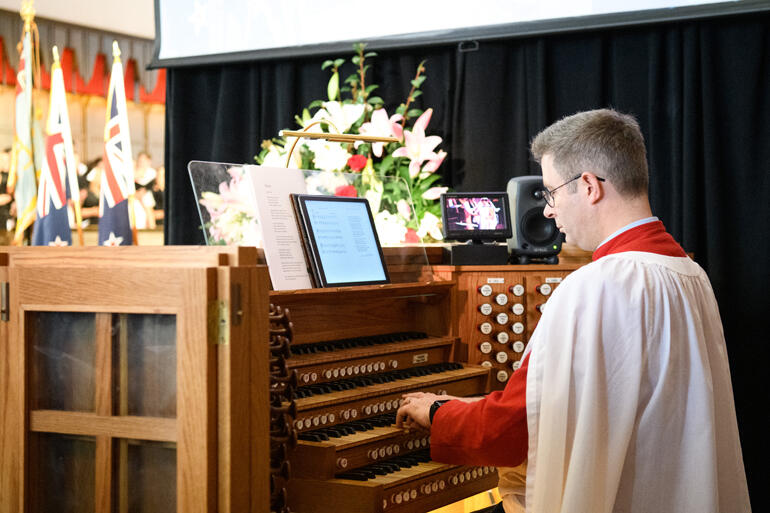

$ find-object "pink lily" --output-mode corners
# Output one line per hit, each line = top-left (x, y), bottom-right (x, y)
(412, 108), (433, 133)
(392, 109), (442, 178)
(421, 150), (447, 176)
(421, 186), (448, 200)
(356, 108), (403, 157)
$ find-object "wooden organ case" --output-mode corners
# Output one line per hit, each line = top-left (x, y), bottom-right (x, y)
(274, 282), (497, 512)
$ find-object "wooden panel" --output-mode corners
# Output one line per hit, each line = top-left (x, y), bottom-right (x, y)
(3, 255), (26, 513)
(30, 411), (176, 442)
(272, 281), (455, 343)
(176, 267), (217, 513)
(247, 267), (271, 513)
(94, 314), (114, 513)
(217, 265), (271, 513)
(4, 246), (258, 269)
(12, 267), (203, 315)
(0, 251), (21, 513)
(95, 436), (113, 513)
(94, 313), (113, 417)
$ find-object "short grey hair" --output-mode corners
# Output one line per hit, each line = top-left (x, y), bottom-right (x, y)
(531, 109), (649, 197)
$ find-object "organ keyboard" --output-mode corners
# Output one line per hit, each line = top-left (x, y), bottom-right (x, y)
(271, 281), (497, 513)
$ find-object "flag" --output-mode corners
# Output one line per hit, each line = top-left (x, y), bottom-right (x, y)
(98, 41), (135, 246)
(8, 25), (44, 244)
(31, 47), (81, 246)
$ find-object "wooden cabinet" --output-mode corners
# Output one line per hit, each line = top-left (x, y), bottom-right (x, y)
(0, 247), (270, 513)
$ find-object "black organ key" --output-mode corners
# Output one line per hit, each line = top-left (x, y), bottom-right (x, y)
(290, 331), (429, 356)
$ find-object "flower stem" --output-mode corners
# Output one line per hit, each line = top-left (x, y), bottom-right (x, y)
(401, 62), (425, 127)
(358, 46), (367, 102)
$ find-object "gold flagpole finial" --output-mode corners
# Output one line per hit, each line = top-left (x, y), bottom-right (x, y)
(112, 40), (121, 60)
(52, 45), (60, 63)
(20, 0), (35, 31)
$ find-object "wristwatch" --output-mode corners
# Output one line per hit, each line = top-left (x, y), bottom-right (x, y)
(429, 399), (450, 423)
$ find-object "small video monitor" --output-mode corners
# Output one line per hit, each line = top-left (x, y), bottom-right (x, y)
(441, 192), (513, 242)
(291, 194), (390, 288)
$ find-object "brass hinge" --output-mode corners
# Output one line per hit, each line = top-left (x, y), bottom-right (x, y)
(1, 281), (8, 322)
(210, 300), (230, 345)
(209, 283), (242, 345)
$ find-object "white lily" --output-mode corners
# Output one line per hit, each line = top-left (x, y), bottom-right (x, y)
(355, 108), (404, 157)
(416, 211), (444, 241)
(304, 169), (350, 195)
(374, 210), (408, 246)
(306, 139), (351, 172)
(311, 101), (366, 133)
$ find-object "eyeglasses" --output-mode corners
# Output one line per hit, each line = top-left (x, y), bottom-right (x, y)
(538, 174), (605, 207)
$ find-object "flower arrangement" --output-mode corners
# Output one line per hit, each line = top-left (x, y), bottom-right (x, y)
(198, 166), (261, 246)
(256, 44), (448, 243)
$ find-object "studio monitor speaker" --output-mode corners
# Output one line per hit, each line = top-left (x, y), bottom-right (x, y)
(506, 176), (562, 264)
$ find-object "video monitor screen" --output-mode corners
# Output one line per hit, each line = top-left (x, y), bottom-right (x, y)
(441, 192), (512, 241)
(291, 194), (390, 288)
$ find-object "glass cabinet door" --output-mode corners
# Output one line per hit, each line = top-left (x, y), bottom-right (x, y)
(4, 262), (216, 513)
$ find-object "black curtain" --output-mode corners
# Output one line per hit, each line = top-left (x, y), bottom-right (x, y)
(166, 12), (769, 508)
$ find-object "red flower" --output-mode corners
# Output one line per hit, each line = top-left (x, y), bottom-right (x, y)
(334, 185), (357, 197)
(347, 154), (367, 172)
(404, 228), (421, 243)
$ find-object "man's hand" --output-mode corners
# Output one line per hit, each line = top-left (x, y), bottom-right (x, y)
(402, 391), (454, 403)
(396, 393), (438, 431)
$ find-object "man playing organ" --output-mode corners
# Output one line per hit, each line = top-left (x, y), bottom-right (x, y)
(396, 109), (751, 513)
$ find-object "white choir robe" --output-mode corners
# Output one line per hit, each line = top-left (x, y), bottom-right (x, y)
(522, 251), (751, 513)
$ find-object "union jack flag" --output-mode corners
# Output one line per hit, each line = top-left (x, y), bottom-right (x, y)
(98, 41), (134, 246)
(32, 48), (80, 246)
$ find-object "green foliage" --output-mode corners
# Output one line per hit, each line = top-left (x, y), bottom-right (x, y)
(411, 76), (426, 88)
(256, 43), (450, 242)
(407, 108), (424, 118)
(327, 72), (339, 101)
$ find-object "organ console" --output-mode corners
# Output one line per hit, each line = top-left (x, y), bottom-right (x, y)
(272, 281), (497, 512)
(0, 246), (590, 513)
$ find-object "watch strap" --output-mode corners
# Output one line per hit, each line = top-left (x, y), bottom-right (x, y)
(429, 399), (450, 423)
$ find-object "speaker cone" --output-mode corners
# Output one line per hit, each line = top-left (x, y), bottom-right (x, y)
(521, 208), (558, 245)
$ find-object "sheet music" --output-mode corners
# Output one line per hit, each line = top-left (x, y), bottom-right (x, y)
(245, 165), (313, 290)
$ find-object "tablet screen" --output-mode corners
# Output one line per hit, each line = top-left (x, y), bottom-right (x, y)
(292, 195), (390, 287)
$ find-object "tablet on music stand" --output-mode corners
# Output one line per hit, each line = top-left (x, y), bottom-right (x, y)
(291, 194), (390, 288)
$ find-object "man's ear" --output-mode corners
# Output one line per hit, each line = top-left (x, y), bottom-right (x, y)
(583, 173), (604, 205)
